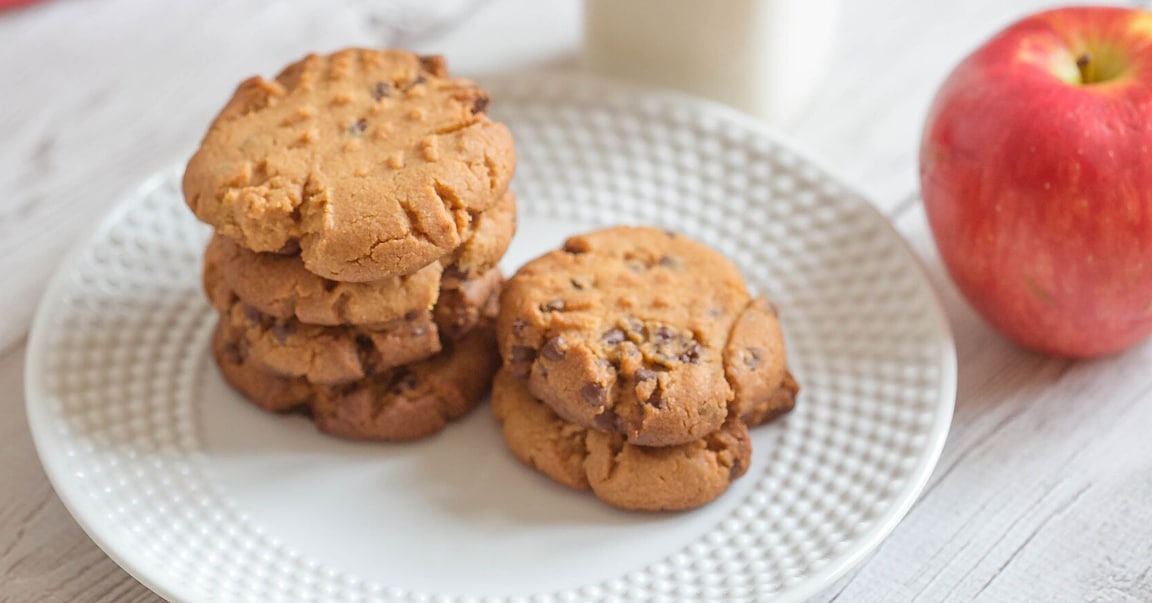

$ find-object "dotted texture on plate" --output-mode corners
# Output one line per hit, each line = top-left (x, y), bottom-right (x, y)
(28, 73), (953, 603)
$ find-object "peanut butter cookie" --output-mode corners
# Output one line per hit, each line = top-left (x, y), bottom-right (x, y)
(184, 49), (515, 281)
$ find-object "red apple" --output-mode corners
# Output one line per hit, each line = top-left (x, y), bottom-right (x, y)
(0, 0), (48, 11)
(921, 6), (1152, 357)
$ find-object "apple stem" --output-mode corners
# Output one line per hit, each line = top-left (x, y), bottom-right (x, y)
(1077, 52), (1095, 83)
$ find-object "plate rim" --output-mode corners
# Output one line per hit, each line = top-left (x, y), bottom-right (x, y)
(24, 72), (957, 603)
(24, 170), (191, 603)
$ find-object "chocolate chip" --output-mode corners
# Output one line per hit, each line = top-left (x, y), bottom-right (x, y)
(540, 299), (565, 312)
(582, 383), (608, 407)
(443, 265), (468, 281)
(388, 370), (419, 394)
(373, 81), (391, 100)
(646, 388), (666, 409)
(744, 347), (762, 369)
(403, 74), (427, 91)
(681, 342), (702, 364)
(664, 230), (678, 238)
(275, 239), (301, 255)
(242, 305), (262, 322)
(471, 93), (489, 115)
(601, 328), (625, 345)
(594, 406), (618, 431)
(512, 318), (528, 337)
(652, 326), (673, 343)
(510, 346), (536, 363)
(221, 342), (243, 364)
(541, 337), (566, 361)
(635, 367), (658, 382)
(348, 118), (367, 135)
(657, 255), (682, 269)
(270, 323), (295, 343)
(235, 338), (250, 361)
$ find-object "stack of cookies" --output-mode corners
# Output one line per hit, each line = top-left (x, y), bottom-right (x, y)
(183, 49), (516, 441)
(494, 227), (799, 511)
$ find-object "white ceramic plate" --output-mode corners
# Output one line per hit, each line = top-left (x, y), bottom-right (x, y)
(26, 73), (955, 603)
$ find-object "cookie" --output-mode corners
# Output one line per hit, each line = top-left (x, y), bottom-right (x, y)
(212, 319), (315, 413)
(207, 268), (501, 384)
(183, 48), (516, 282)
(205, 233), (442, 326)
(498, 226), (792, 447)
(434, 267), (504, 340)
(491, 370), (751, 511)
(220, 300), (441, 385)
(201, 191), (515, 327)
(724, 296), (790, 422)
(441, 187), (518, 287)
(742, 370), (799, 428)
(213, 319), (500, 441)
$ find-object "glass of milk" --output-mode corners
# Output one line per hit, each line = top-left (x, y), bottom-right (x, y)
(584, 0), (840, 125)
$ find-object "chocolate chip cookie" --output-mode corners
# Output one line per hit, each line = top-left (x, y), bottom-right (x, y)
(491, 370), (752, 511)
(213, 319), (499, 441)
(724, 296), (792, 423)
(498, 226), (793, 447)
(218, 301), (441, 385)
(184, 48), (516, 282)
(207, 266), (501, 384)
(742, 370), (799, 428)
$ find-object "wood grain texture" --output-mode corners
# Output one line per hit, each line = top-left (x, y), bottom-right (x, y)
(0, 343), (160, 602)
(3, 0), (1152, 601)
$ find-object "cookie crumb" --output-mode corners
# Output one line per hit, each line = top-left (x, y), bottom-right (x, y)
(421, 136), (440, 162)
(542, 337), (566, 361)
(540, 299), (565, 312)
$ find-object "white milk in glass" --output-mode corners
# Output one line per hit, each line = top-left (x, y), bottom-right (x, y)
(584, 0), (840, 124)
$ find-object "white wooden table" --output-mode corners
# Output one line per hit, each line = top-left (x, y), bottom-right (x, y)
(3, 0), (1152, 600)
